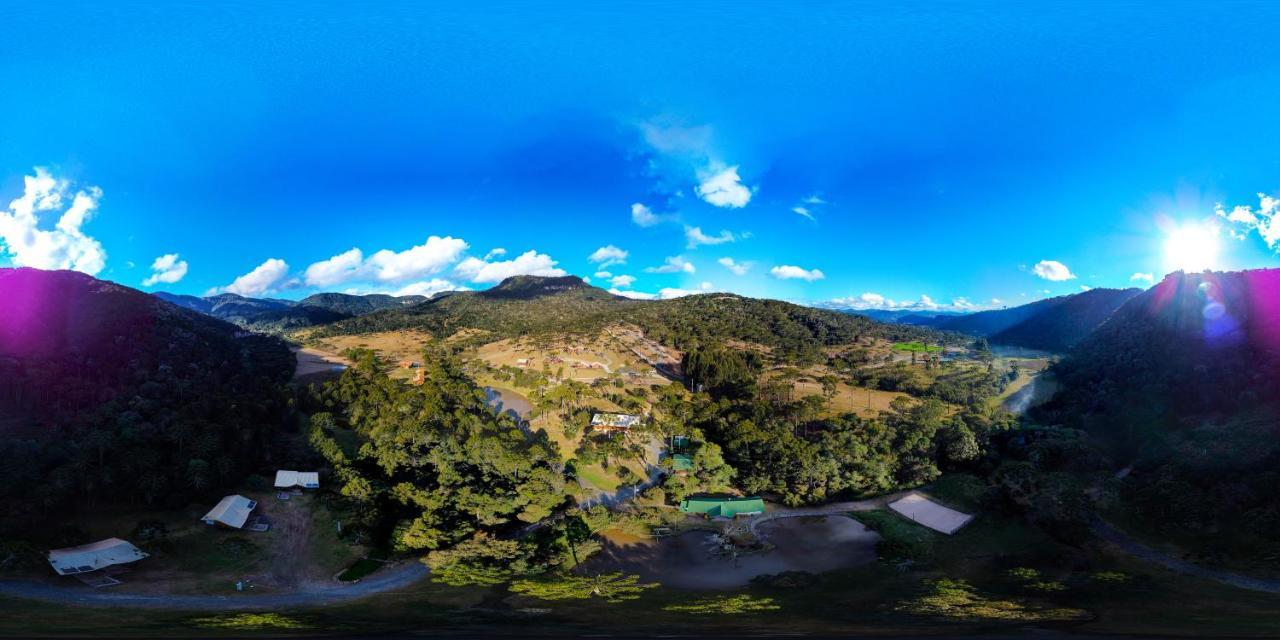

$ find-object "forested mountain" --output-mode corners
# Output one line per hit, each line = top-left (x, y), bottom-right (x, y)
(858, 288), (1143, 352)
(298, 292), (428, 315)
(0, 268), (295, 531)
(988, 288), (1143, 351)
(153, 290), (427, 333)
(1035, 269), (1280, 564)
(318, 275), (957, 363)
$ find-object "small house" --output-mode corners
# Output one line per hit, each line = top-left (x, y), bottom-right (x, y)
(679, 496), (765, 518)
(274, 470), (320, 490)
(47, 538), (148, 576)
(515, 358), (530, 367)
(202, 494), (257, 529)
(412, 369), (426, 385)
(590, 413), (642, 433)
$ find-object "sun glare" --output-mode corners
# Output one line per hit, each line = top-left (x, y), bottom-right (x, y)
(1163, 222), (1221, 273)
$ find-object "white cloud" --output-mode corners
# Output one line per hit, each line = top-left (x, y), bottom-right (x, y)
(645, 256), (696, 274)
(658, 282), (717, 299)
(770, 265), (825, 281)
(142, 253), (189, 287)
(695, 165), (753, 208)
(823, 292), (992, 312)
(610, 288), (657, 300)
(588, 244), (628, 267)
(594, 270), (612, 279)
(802, 195), (826, 205)
(0, 167), (107, 275)
(1080, 285), (1093, 292)
(302, 236), (469, 288)
(454, 249), (566, 283)
(390, 279), (466, 297)
(685, 226), (736, 249)
(366, 236), (469, 282)
(483, 248), (507, 261)
(791, 206), (816, 221)
(1031, 260), (1076, 281)
(610, 274), (636, 288)
(1130, 272), (1155, 284)
(304, 248), (365, 287)
(1216, 193), (1280, 251)
(631, 202), (662, 227)
(718, 257), (750, 276)
(213, 258), (291, 297)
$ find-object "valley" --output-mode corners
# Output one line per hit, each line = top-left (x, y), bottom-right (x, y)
(1, 268), (1279, 638)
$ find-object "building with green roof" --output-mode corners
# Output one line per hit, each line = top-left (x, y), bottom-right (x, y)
(678, 496), (765, 518)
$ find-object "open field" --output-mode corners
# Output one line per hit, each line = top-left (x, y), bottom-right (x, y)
(791, 378), (908, 417)
(893, 341), (944, 353)
(291, 347), (350, 381)
(308, 330), (435, 366)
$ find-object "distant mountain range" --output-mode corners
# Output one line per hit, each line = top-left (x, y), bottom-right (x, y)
(836, 288), (1143, 352)
(153, 290), (429, 332)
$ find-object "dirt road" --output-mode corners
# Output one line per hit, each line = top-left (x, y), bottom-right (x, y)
(0, 561), (429, 610)
(1092, 519), (1280, 594)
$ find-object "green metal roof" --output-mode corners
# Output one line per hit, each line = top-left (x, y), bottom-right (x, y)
(679, 496), (765, 517)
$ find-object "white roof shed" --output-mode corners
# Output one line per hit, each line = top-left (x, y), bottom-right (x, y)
(47, 538), (149, 575)
(202, 494), (257, 529)
(274, 470), (320, 489)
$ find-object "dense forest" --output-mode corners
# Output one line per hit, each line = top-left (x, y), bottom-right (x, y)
(0, 269), (294, 533)
(304, 348), (567, 550)
(672, 344), (1016, 504)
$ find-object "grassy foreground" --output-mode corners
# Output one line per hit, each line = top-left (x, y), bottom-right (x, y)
(4, 509), (1280, 638)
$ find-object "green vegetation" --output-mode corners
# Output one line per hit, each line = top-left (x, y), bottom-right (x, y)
(664, 594), (781, 614)
(190, 613), (309, 630)
(304, 347), (565, 552)
(509, 571), (657, 603)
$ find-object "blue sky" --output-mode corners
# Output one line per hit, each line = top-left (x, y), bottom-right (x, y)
(2, 2), (1279, 309)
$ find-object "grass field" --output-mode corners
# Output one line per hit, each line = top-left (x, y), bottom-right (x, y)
(893, 341), (944, 353)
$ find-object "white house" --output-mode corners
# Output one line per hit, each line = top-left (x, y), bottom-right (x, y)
(590, 413), (642, 432)
(47, 538), (148, 576)
(201, 494), (257, 529)
(274, 470), (320, 489)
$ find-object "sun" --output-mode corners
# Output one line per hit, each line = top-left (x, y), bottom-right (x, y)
(1163, 222), (1221, 273)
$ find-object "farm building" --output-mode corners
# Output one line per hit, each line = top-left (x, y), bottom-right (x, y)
(590, 413), (642, 432)
(515, 358), (530, 367)
(202, 494), (257, 529)
(679, 496), (765, 518)
(274, 470), (320, 489)
(412, 369), (426, 385)
(47, 538), (148, 576)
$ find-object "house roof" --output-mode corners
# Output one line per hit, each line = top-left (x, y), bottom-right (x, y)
(47, 538), (148, 575)
(887, 492), (974, 535)
(202, 494), (256, 528)
(590, 413), (641, 428)
(274, 470), (320, 488)
(679, 496), (765, 517)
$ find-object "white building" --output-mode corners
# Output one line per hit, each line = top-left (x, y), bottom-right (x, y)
(274, 470), (320, 489)
(590, 413), (642, 432)
(47, 538), (148, 576)
(201, 494), (257, 529)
